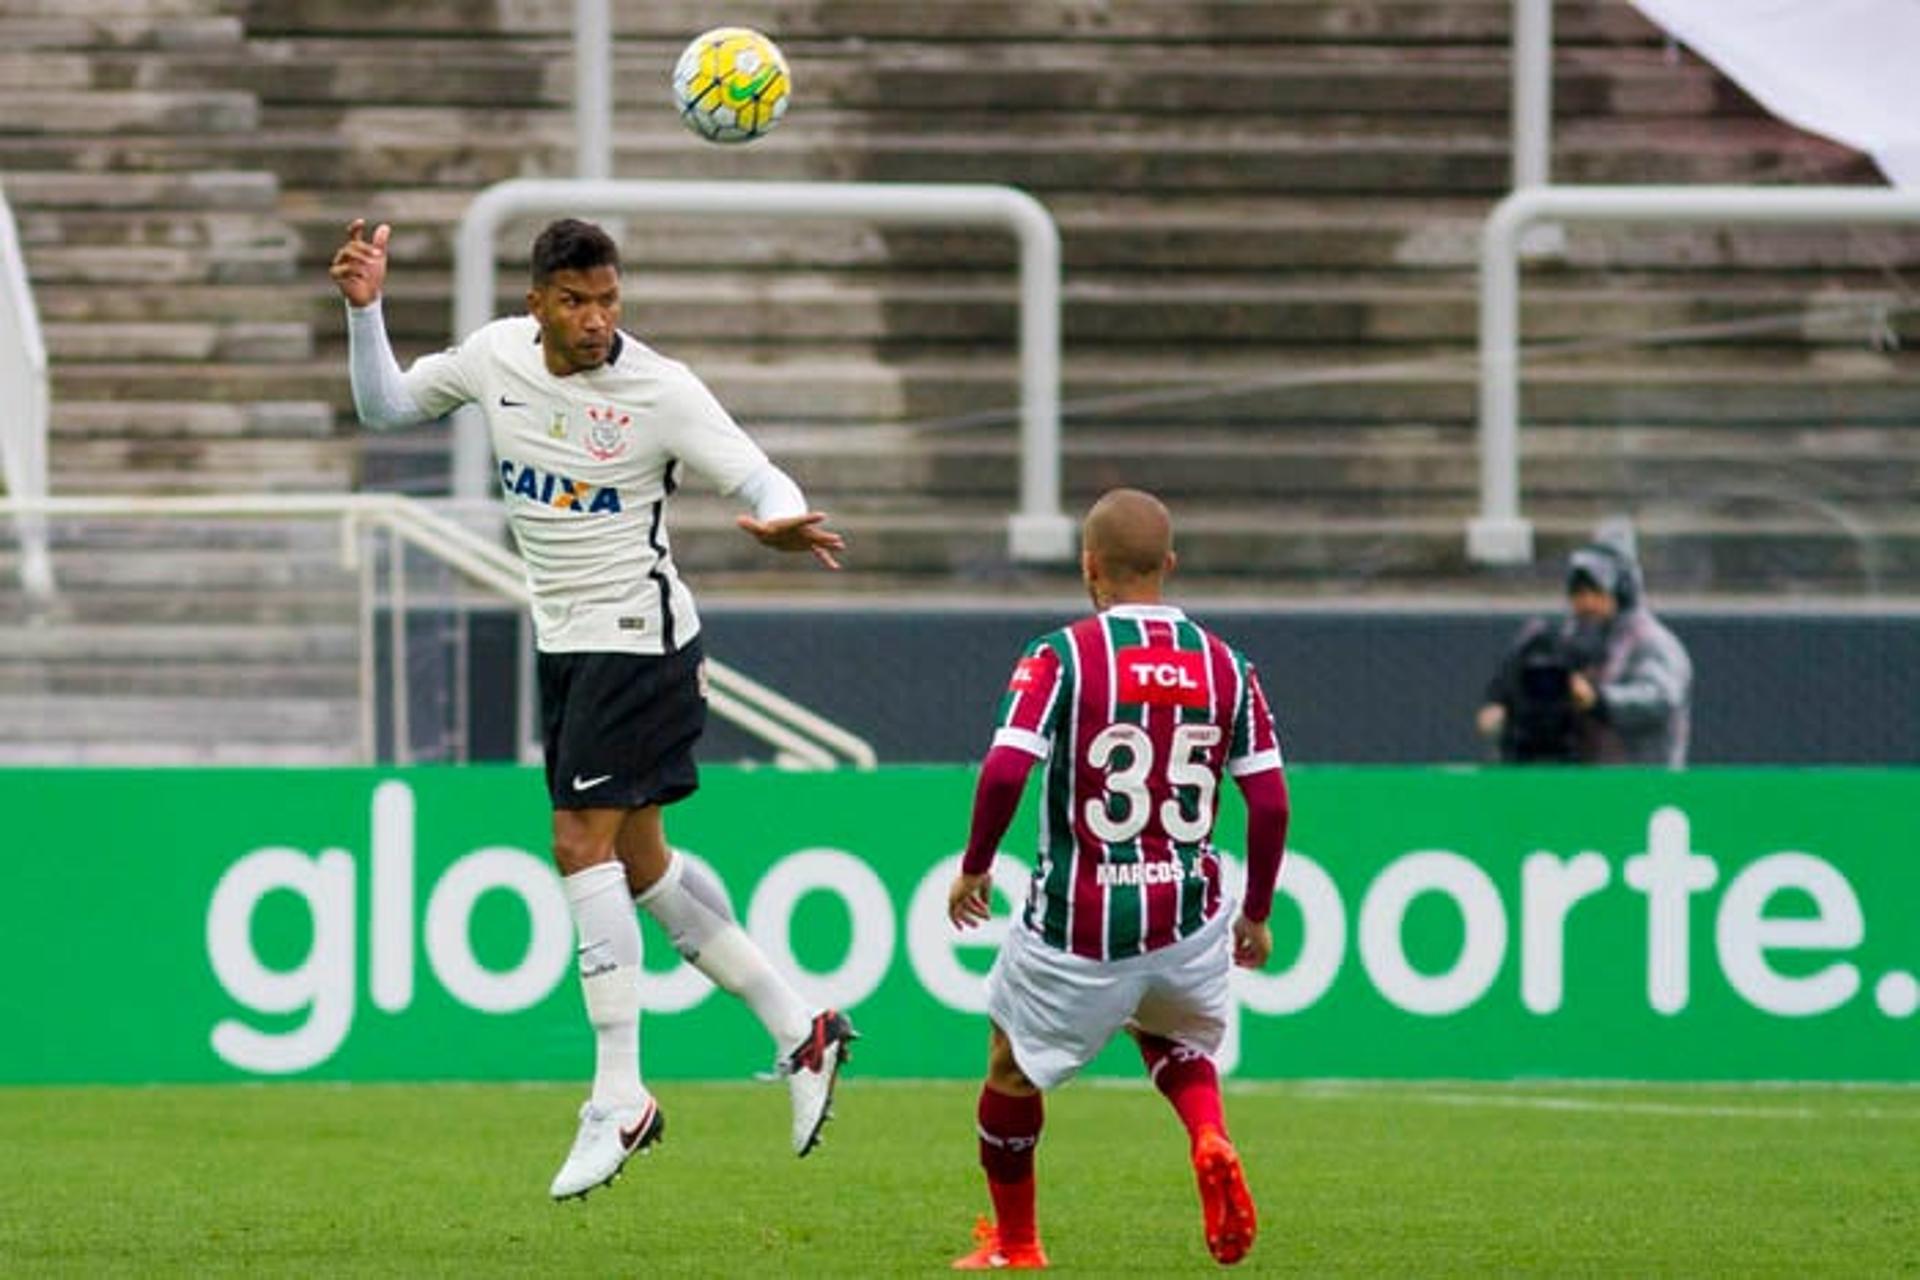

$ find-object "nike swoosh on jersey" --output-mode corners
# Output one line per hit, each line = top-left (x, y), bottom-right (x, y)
(572, 773), (613, 791)
(499, 394), (528, 408)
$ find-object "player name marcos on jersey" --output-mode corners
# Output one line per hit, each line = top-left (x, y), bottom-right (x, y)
(499, 457), (624, 513)
(1096, 860), (1203, 888)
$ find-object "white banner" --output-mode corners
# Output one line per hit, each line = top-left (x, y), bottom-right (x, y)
(1631, 0), (1920, 186)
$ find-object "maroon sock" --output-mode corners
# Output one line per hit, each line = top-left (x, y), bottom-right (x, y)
(1137, 1033), (1226, 1148)
(977, 1085), (1043, 1245)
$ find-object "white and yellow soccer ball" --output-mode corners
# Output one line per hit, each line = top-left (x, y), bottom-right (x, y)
(671, 26), (791, 144)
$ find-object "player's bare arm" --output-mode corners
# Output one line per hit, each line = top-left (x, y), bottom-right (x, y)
(735, 511), (846, 570)
(329, 218), (391, 307)
(948, 871), (993, 928)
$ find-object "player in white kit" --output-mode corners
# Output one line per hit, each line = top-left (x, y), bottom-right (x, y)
(330, 217), (856, 1200)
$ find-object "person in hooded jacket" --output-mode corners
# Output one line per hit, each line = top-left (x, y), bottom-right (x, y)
(1475, 520), (1693, 767)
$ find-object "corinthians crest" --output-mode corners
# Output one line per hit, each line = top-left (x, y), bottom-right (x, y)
(584, 405), (632, 461)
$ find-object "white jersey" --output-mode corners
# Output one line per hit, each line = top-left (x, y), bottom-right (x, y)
(399, 317), (767, 655)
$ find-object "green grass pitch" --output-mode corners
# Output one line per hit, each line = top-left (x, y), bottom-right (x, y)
(1, 1079), (1915, 1275)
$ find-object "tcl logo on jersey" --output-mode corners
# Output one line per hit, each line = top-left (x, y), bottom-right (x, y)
(499, 458), (624, 514)
(1116, 646), (1208, 707)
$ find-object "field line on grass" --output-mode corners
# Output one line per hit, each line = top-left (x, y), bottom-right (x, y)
(1228, 1082), (1920, 1123)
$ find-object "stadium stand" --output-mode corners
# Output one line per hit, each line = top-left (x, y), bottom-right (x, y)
(4, 0), (1917, 760)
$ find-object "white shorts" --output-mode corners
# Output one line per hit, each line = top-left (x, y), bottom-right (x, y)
(984, 906), (1233, 1091)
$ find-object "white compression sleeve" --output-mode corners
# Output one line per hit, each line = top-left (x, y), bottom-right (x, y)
(730, 461), (808, 522)
(345, 299), (430, 429)
(562, 862), (649, 1109)
(636, 853), (812, 1051)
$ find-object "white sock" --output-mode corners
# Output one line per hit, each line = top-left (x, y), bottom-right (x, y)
(562, 861), (648, 1110)
(637, 852), (813, 1052)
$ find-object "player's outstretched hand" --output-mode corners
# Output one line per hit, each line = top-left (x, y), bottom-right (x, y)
(736, 511), (845, 570)
(948, 872), (993, 929)
(1232, 914), (1272, 969)
(329, 218), (390, 308)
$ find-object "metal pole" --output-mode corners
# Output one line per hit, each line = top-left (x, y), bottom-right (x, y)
(1511, 0), (1564, 258)
(1008, 202), (1071, 562)
(517, 611), (537, 765)
(387, 522), (411, 765)
(574, 0), (612, 181)
(0, 187), (54, 599)
(1470, 197), (1533, 565)
(452, 597), (470, 765)
(356, 517), (377, 763)
(1511, 0), (1552, 191)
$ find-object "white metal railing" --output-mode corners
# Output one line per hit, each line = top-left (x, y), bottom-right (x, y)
(0, 185), (52, 600)
(573, 0), (612, 182)
(1472, 184), (1920, 564)
(0, 493), (876, 768)
(450, 177), (1074, 563)
(1511, 0), (1552, 193)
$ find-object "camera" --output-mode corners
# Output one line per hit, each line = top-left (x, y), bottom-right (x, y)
(1498, 625), (1603, 763)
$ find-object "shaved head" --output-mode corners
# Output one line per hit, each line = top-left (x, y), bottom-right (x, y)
(1082, 488), (1174, 593)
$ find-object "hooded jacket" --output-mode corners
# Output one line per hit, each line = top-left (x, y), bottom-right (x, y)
(1559, 520), (1693, 766)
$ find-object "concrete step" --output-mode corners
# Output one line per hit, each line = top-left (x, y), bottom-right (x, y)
(277, 188), (1920, 279)
(0, 621), (357, 664)
(48, 438), (355, 490)
(82, 345), (1917, 427)
(43, 320), (311, 362)
(0, 0), (240, 17)
(0, 115), (1866, 194)
(0, 738), (362, 766)
(320, 272), (1920, 351)
(0, 661), (356, 699)
(51, 400), (336, 439)
(0, 90), (256, 135)
(24, 243), (295, 285)
(0, 545), (353, 591)
(0, 16), (243, 51)
(19, 208), (298, 255)
(0, 693), (361, 751)
(756, 430), (1920, 504)
(0, 169), (279, 210)
(51, 39), (1737, 118)
(38, 283), (318, 325)
(0, 516), (347, 552)
(258, 101), (1522, 143)
(238, 0), (1660, 45)
(620, 500), (1920, 589)
(0, 583), (353, 625)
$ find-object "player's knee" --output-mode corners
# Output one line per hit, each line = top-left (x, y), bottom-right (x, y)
(986, 1029), (1039, 1096)
(551, 821), (618, 875)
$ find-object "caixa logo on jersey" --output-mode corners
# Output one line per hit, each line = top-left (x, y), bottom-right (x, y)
(498, 457), (623, 513)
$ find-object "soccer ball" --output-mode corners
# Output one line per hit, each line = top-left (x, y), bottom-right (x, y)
(671, 26), (791, 144)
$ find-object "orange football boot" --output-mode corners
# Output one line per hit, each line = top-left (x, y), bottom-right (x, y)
(1192, 1127), (1257, 1265)
(952, 1216), (1050, 1270)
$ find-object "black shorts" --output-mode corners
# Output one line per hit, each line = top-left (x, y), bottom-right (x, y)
(538, 640), (707, 811)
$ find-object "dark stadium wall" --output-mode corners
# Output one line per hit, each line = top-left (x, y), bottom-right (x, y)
(458, 607), (1920, 766)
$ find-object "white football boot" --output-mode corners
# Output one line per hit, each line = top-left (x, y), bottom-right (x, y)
(548, 1096), (665, 1200)
(780, 1009), (858, 1157)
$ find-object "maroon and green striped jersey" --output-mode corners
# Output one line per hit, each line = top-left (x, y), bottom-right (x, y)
(991, 603), (1283, 960)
